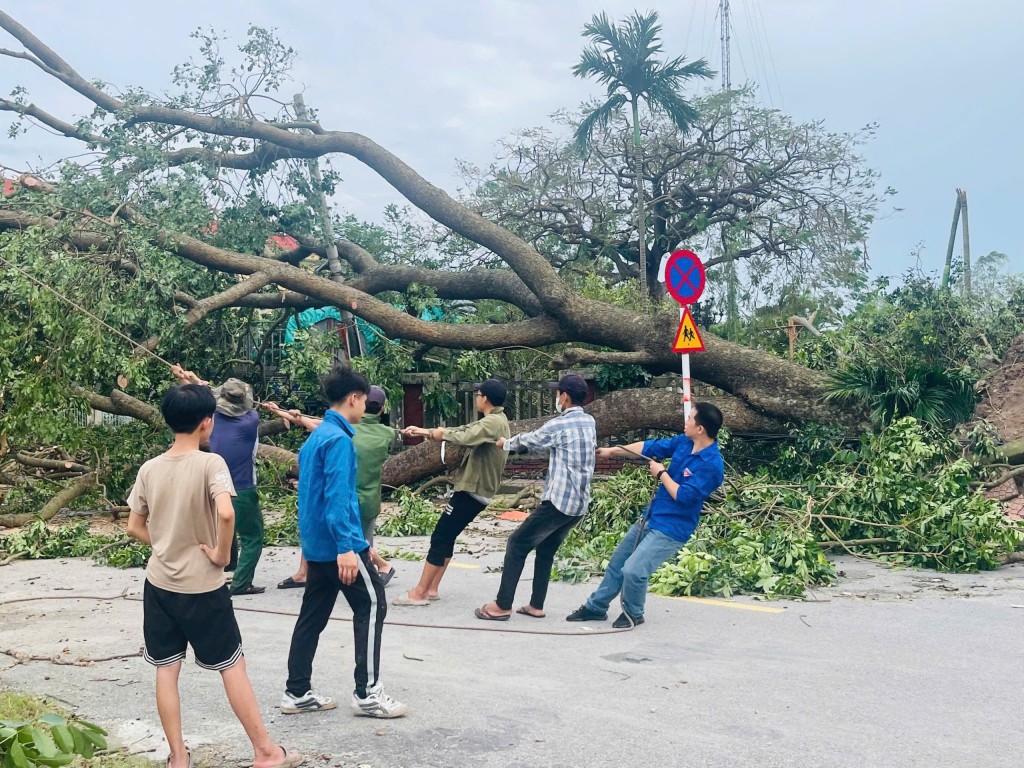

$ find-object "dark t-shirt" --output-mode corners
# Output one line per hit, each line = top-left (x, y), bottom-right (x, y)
(209, 410), (259, 491)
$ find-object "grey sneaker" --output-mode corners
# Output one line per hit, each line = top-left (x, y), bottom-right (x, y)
(351, 684), (408, 718)
(280, 690), (337, 714)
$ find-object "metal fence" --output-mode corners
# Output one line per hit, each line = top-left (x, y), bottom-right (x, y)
(455, 380), (554, 425)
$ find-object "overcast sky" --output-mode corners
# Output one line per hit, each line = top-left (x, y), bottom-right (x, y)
(2, 0), (1021, 280)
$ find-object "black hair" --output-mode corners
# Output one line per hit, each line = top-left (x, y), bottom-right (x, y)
(560, 388), (587, 406)
(694, 402), (723, 439)
(322, 364), (370, 405)
(161, 384), (216, 434)
(365, 401), (383, 415)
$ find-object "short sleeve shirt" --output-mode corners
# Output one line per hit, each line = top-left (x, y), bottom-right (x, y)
(127, 451), (236, 594)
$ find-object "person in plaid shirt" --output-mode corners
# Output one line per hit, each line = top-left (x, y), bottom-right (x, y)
(474, 374), (596, 621)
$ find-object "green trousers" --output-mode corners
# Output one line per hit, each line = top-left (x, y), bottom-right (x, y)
(230, 488), (264, 593)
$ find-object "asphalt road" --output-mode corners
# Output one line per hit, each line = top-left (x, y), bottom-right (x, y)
(2, 542), (1022, 768)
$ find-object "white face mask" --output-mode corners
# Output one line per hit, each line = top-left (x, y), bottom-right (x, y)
(555, 395), (564, 414)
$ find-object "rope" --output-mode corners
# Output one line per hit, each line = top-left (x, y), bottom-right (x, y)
(0, 592), (632, 637)
(0, 254), (175, 369)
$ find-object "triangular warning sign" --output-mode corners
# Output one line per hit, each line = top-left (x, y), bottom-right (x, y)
(672, 307), (704, 353)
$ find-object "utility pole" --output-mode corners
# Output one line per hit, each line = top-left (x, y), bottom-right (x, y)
(960, 188), (971, 296)
(941, 188), (970, 296)
(292, 93), (365, 358)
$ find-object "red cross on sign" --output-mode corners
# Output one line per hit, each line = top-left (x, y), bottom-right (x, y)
(672, 307), (704, 353)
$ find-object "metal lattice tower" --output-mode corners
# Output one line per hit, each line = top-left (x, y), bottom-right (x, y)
(720, 0), (731, 92)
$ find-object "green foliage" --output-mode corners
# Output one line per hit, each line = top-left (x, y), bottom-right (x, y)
(572, 10), (715, 149)
(825, 363), (976, 427)
(794, 270), (1024, 429)
(651, 516), (833, 598)
(375, 489), (440, 537)
(0, 691), (153, 768)
(556, 418), (1022, 599)
(0, 709), (108, 767)
(552, 466), (652, 582)
(0, 520), (150, 568)
(375, 547), (425, 562)
(420, 382), (459, 421)
(262, 490), (299, 547)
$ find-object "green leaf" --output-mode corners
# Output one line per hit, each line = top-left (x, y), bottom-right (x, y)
(49, 726), (73, 755)
(8, 740), (28, 768)
(30, 727), (58, 758)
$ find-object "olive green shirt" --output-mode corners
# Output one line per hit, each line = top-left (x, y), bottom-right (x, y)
(441, 407), (511, 499)
(353, 413), (399, 522)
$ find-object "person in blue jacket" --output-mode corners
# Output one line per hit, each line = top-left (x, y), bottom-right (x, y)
(280, 365), (408, 719)
(566, 402), (725, 629)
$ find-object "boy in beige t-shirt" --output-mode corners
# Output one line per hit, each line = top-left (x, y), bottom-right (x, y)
(127, 384), (302, 768)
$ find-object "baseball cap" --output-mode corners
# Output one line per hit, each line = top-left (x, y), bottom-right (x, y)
(473, 378), (507, 406)
(367, 385), (387, 407)
(549, 373), (588, 400)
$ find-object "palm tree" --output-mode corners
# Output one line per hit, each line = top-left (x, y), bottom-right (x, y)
(572, 10), (714, 309)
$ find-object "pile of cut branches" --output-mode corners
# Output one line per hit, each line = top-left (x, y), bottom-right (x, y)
(555, 418), (1024, 599)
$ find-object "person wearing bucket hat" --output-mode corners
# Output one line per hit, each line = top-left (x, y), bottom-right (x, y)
(474, 373), (596, 621)
(394, 378), (510, 607)
(171, 365), (266, 596)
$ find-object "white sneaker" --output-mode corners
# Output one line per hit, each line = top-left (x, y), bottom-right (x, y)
(280, 690), (337, 714)
(351, 684), (408, 719)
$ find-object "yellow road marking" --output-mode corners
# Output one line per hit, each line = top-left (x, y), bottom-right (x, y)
(652, 594), (785, 613)
(447, 562), (480, 569)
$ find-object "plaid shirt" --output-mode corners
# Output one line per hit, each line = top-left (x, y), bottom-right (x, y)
(504, 406), (597, 517)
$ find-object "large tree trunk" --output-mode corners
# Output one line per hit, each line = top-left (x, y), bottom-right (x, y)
(383, 388), (782, 487)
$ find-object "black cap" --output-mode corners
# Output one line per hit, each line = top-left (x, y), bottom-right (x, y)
(549, 373), (588, 399)
(474, 378), (507, 406)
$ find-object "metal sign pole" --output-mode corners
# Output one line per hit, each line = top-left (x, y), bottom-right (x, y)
(680, 307), (692, 421)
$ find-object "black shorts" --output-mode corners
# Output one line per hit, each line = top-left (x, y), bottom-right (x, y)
(143, 580), (243, 671)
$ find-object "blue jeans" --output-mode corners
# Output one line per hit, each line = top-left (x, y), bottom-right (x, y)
(585, 520), (686, 619)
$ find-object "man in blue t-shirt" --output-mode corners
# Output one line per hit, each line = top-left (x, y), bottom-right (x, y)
(567, 402), (725, 629)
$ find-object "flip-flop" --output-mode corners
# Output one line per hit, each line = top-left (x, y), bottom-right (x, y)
(428, 595), (440, 601)
(277, 577), (306, 590)
(166, 749), (191, 768)
(378, 568), (396, 586)
(263, 745), (304, 768)
(474, 606), (511, 622)
(392, 594), (429, 606)
(516, 606), (545, 618)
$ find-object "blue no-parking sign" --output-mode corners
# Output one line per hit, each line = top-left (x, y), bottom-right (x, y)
(664, 250), (706, 306)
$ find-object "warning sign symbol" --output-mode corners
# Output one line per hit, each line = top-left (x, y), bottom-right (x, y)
(672, 307), (704, 353)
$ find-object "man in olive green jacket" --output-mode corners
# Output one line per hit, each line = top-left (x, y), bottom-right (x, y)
(394, 379), (511, 606)
(353, 386), (400, 583)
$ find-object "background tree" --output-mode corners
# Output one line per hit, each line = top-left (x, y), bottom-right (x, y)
(465, 90), (886, 323)
(572, 10), (714, 308)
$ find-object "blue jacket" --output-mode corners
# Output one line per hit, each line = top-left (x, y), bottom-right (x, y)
(642, 434), (724, 543)
(297, 410), (368, 561)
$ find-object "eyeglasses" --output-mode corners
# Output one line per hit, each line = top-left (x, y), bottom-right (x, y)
(475, 392), (485, 398)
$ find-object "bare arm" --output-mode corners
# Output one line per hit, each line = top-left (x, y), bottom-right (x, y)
(126, 512), (151, 545)
(199, 492), (235, 567)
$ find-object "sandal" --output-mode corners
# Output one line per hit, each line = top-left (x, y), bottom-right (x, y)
(516, 606), (545, 618)
(392, 594), (429, 606)
(474, 605), (511, 622)
(264, 745), (304, 768)
(277, 577), (306, 589)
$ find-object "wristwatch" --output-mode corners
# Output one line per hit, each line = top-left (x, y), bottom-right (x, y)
(656, 469), (667, 482)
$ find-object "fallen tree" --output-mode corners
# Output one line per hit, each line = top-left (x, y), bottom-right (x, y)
(0, 12), (864, 430)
